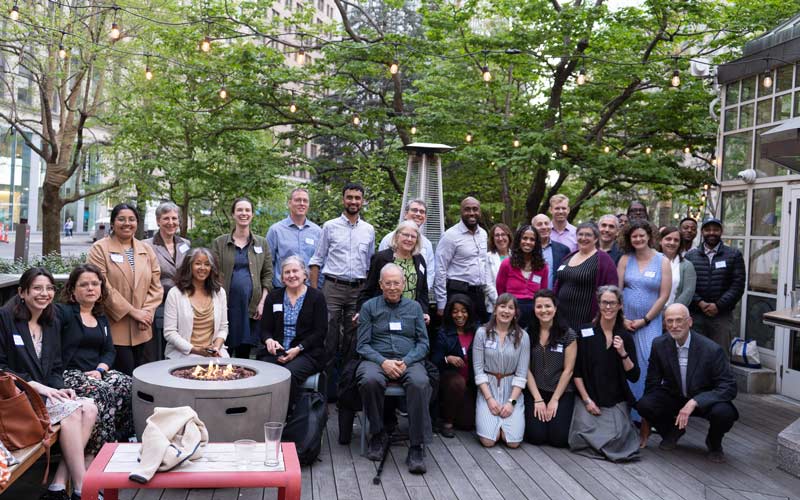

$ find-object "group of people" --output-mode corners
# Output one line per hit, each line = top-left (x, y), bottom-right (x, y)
(0, 183), (749, 495)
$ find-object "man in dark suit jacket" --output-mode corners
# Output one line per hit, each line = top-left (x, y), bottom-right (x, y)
(637, 304), (738, 463)
(531, 214), (570, 289)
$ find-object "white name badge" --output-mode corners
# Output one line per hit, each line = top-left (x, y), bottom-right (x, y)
(13, 334), (24, 346)
(305, 237), (315, 245)
(110, 253), (124, 263)
(178, 243), (190, 254)
(389, 321), (402, 331)
(419, 264), (425, 274)
(484, 339), (498, 350)
(462, 346), (467, 356)
(551, 344), (563, 353)
(558, 265), (566, 271)
(715, 261), (727, 269)
(273, 304), (283, 313)
(644, 271), (656, 278)
(254, 246), (263, 254)
(581, 328), (595, 338)
(532, 275), (542, 284)
(103, 326), (109, 337)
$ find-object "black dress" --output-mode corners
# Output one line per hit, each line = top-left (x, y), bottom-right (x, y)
(555, 254), (598, 331)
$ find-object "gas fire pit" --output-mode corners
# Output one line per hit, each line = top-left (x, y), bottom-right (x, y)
(132, 358), (290, 442)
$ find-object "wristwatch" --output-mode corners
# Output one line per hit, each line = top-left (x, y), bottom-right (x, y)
(507, 398), (517, 406)
(297, 344), (305, 352)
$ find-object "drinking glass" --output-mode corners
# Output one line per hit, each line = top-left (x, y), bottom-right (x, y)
(234, 439), (257, 468)
(263, 422), (284, 466)
(791, 290), (800, 318)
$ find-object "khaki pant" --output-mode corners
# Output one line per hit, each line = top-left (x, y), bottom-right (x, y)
(691, 310), (734, 359)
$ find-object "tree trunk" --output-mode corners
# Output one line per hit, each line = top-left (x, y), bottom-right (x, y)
(41, 183), (64, 256)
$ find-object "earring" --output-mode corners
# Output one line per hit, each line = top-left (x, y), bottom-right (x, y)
(19, 297), (24, 304)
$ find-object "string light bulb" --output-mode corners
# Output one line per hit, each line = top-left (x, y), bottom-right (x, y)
(577, 69), (587, 86)
(352, 114), (360, 126)
(603, 145), (610, 153)
(670, 69), (680, 87)
(110, 22), (121, 40)
(296, 49), (306, 65)
(465, 132), (473, 143)
(289, 101), (297, 113)
(9, 3), (19, 21)
(513, 138), (520, 148)
(645, 146), (652, 155)
(481, 66), (491, 82)
(710, 155), (717, 167)
(684, 146), (691, 154)
(389, 60), (399, 75)
(145, 66), (153, 80)
(58, 45), (67, 59)
(703, 183), (710, 191)
(219, 86), (227, 100)
(561, 143), (568, 152)
(410, 126), (417, 135)
(200, 36), (212, 52)
(762, 72), (773, 89)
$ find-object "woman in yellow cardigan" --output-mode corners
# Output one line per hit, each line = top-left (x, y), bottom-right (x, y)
(88, 203), (163, 374)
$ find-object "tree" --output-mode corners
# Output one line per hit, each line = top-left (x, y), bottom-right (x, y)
(0, 2), (125, 255)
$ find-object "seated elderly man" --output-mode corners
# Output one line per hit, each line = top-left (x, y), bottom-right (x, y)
(637, 303), (738, 463)
(357, 263), (431, 473)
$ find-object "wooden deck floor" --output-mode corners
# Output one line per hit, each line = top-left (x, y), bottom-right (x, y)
(4, 393), (800, 500)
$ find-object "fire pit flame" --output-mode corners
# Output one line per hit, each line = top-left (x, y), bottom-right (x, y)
(172, 360), (255, 381)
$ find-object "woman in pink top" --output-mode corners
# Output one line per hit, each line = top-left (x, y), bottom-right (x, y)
(495, 225), (549, 330)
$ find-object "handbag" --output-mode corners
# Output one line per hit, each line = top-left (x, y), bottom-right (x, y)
(730, 338), (761, 369)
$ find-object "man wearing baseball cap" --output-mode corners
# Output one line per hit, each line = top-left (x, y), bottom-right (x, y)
(684, 217), (746, 358)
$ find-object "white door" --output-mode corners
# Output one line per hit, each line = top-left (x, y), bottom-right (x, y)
(778, 187), (800, 399)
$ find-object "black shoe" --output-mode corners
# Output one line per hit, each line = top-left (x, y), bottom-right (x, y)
(658, 428), (685, 451)
(440, 425), (455, 438)
(406, 445), (427, 474)
(366, 431), (389, 461)
(39, 490), (69, 500)
(705, 436), (725, 462)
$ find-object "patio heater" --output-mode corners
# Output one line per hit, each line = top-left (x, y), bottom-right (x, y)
(400, 142), (454, 247)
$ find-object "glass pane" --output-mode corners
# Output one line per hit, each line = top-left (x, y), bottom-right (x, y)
(748, 239), (780, 293)
(740, 102), (754, 128)
(722, 238), (745, 253)
(755, 127), (791, 177)
(795, 92), (800, 118)
(775, 93), (792, 121)
(745, 295), (775, 350)
(790, 330), (800, 372)
(776, 65), (793, 93)
(756, 98), (773, 125)
(741, 76), (756, 101)
(720, 191), (747, 235)
(751, 188), (782, 236)
(721, 131), (752, 181)
(724, 108), (738, 131)
(758, 72), (774, 96)
(725, 81), (740, 105)
(795, 207), (800, 290)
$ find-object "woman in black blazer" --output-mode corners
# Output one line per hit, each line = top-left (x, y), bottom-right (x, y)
(258, 255), (327, 414)
(58, 263), (134, 455)
(0, 267), (98, 500)
(357, 221), (429, 321)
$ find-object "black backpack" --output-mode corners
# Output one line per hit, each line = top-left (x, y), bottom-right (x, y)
(283, 390), (328, 465)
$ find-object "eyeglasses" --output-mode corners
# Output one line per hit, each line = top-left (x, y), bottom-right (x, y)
(600, 300), (619, 308)
(398, 232), (418, 239)
(665, 317), (688, 326)
(30, 285), (56, 294)
(380, 280), (403, 288)
(408, 208), (426, 214)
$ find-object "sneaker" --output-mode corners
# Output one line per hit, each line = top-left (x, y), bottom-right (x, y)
(406, 445), (426, 474)
(366, 431), (389, 461)
(39, 490), (69, 500)
(658, 428), (685, 451)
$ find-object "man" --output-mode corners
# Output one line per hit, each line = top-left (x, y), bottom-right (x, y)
(617, 213), (629, 231)
(548, 194), (577, 251)
(434, 197), (489, 322)
(679, 217), (698, 256)
(357, 263), (431, 473)
(532, 214), (570, 290)
(309, 182), (375, 364)
(378, 198), (435, 290)
(685, 217), (746, 357)
(266, 187), (322, 288)
(627, 201), (649, 222)
(637, 304), (738, 463)
(597, 214), (623, 264)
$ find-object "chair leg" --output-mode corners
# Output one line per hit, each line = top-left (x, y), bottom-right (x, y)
(359, 411), (368, 456)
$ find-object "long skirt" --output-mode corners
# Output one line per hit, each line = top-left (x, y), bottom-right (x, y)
(568, 398), (639, 462)
(63, 369), (134, 455)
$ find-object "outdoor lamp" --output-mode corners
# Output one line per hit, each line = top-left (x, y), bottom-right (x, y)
(9, 4), (19, 21)
(110, 22), (121, 40)
(200, 36), (212, 52)
(670, 70), (680, 87)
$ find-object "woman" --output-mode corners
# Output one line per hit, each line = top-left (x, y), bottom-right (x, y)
(357, 221), (428, 318)
(554, 222), (618, 331)
(617, 219), (671, 431)
(473, 293), (530, 448)
(0, 268), (98, 500)
(212, 197), (273, 359)
(259, 256), (327, 413)
(659, 226), (697, 307)
(431, 294), (477, 437)
(496, 225), (548, 329)
(88, 203), (163, 375)
(163, 248), (229, 359)
(569, 286), (640, 462)
(143, 202), (191, 360)
(485, 223), (512, 313)
(58, 264), (134, 457)
(524, 289), (576, 448)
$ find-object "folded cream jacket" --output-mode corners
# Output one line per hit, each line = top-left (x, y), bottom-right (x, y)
(163, 286), (229, 359)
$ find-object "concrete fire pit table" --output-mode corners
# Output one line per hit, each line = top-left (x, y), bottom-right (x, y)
(132, 358), (291, 442)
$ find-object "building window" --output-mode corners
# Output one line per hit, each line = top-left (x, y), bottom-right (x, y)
(17, 65), (33, 105)
(285, 0), (292, 10)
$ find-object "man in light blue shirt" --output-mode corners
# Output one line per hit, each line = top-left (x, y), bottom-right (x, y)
(266, 187), (322, 288)
(378, 198), (436, 291)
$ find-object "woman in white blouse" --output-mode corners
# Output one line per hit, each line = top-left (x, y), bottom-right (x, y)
(485, 223), (513, 313)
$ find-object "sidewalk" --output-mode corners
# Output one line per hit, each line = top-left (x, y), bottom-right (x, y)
(0, 232), (94, 261)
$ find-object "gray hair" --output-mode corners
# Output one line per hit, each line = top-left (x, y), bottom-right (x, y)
(598, 214), (619, 227)
(390, 220), (422, 255)
(405, 198), (427, 212)
(576, 222), (600, 248)
(596, 284), (623, 304)
(379, 263), (405, 282)
(156, 201), (180, 219)
(288, 187), (309, 201)
(280, 255), (308, 277)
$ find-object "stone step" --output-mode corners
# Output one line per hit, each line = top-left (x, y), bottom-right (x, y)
(731, 364), (776, 394)
(778, 416), (800, 478)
